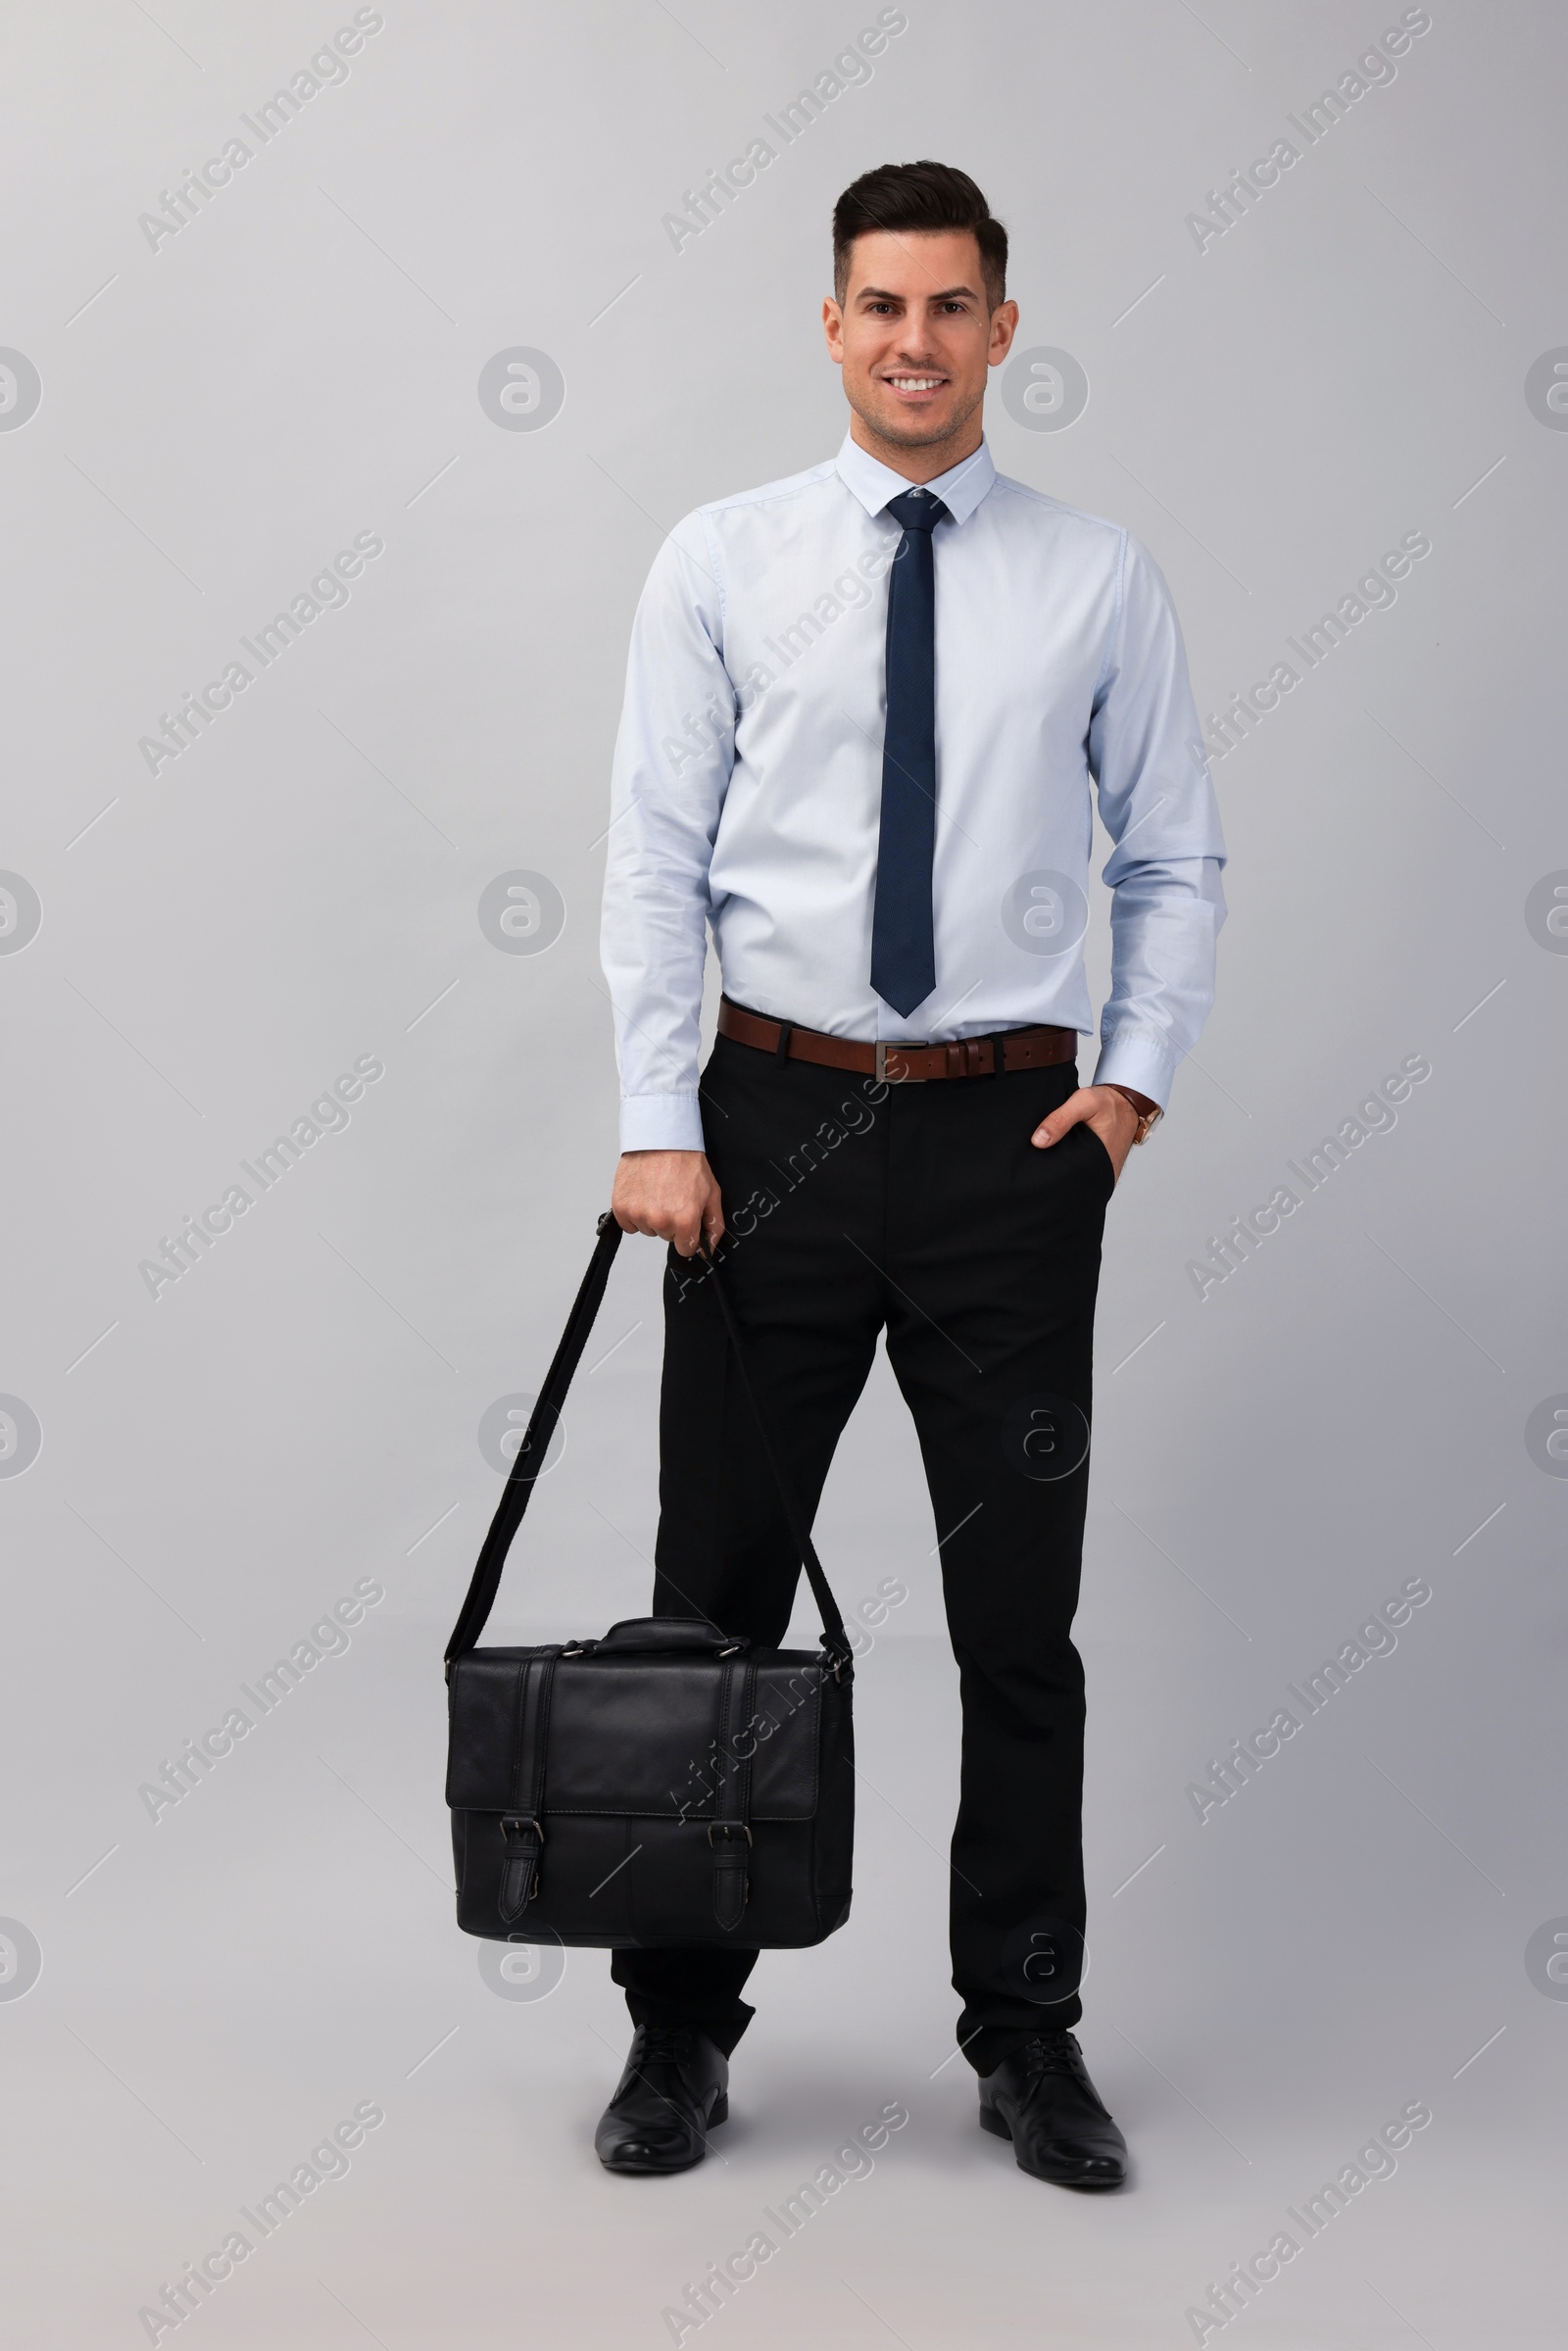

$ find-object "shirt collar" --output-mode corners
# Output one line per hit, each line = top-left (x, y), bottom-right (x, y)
(833, 429), (996, 527)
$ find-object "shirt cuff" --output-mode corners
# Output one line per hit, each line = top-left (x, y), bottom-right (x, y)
(1093, 1035), (1176, 1111)
(618, 1092), (705, 1153)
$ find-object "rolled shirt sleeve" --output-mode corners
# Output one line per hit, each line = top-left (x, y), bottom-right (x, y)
(600, 517), (734, 1152)
(1087, 533), (1228, 1108)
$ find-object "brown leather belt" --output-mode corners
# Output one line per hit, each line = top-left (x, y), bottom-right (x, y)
(716, 999), (1076, 1083)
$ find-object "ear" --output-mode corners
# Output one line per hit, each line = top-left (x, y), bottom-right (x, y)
(988, 300), (1019, 366)
(822, 295), (846, 364)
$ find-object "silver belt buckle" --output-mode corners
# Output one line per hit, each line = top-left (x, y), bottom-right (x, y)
(874, 1041), (925, 1083)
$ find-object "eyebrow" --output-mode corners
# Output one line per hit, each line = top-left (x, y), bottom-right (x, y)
(854, 284), (980, 304)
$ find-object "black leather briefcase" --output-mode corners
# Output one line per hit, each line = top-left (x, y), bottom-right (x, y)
(444, 1214), (855, 1949)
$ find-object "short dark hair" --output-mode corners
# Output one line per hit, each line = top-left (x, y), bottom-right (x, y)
(832, 161), (1007, 310)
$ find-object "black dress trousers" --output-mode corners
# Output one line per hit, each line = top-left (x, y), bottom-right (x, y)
(612, 1024), (1115, 2071)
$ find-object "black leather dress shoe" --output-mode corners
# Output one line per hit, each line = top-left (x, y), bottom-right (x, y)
(978, 2031), (1128, 2189)
(594, 2023), (729, 2174)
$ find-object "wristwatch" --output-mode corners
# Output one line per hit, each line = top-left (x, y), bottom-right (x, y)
(1105, 1086), (1163, 1146)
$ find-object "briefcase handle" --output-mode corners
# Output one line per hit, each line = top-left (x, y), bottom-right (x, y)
(444, 1213), (854, 1675)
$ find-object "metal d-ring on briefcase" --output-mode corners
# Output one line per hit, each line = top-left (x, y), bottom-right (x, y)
(443, 1213), (856, 1949)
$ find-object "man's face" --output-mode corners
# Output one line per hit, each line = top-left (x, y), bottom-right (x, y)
(823, 227), (1018, 454)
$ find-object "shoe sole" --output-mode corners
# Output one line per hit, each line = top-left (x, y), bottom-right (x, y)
(978, 2101), (1125, 2190)
(597, 2090), (728, 2174)
(599, 2145), (710, 2174)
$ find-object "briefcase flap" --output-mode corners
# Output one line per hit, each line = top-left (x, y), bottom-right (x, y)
(446, 1646), (827, 1820)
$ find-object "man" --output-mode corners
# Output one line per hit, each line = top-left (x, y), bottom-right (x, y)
(596, 160), (1225, 2186)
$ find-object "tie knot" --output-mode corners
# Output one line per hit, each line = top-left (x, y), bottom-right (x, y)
(887, 488), (948, 534)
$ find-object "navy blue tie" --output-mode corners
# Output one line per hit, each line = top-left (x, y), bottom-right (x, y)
(871, 487), (949, 1018)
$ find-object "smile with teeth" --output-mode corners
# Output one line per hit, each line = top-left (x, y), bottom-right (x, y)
(886, 374), (946, 391)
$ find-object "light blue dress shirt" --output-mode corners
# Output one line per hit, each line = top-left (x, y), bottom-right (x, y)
(602, 430), (1226, 1152)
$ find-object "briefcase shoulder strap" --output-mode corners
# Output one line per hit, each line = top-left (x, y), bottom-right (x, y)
(697, 1241), (851, 1676)
(444, 1212), (624, 1669)
(444, 1213), (853, 1673)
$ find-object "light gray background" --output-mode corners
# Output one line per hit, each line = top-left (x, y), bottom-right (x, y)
(2, 2), (1564, 2344)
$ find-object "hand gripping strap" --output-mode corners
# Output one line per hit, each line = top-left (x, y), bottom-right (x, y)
(444, 1216), (853, 1674)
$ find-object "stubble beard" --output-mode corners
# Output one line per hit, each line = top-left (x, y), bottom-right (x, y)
(845, 371), (985, 461)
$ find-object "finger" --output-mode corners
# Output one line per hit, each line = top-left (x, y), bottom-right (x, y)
(1031, 1089), (1088, 1149)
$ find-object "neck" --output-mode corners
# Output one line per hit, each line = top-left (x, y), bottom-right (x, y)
(847, 409), (985, 484)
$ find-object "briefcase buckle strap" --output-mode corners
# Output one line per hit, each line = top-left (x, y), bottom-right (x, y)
(709, 1655), (756, 1931)
(709, 1818), (751, 1931)
(498, 1815), (545, 1919)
